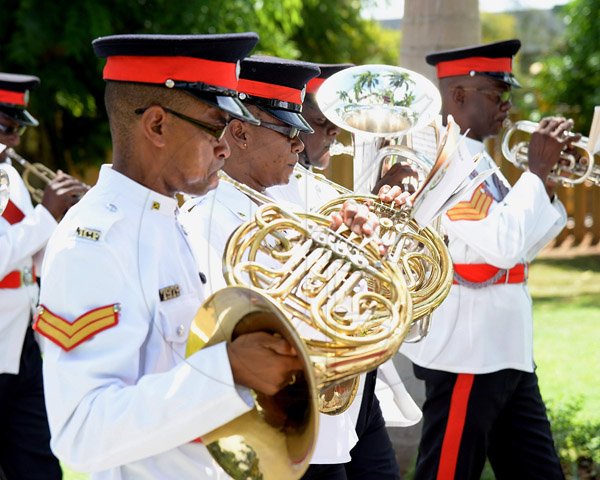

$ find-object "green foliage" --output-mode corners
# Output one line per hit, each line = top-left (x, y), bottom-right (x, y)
(291, 0), (400, 65)
(0, 0), (396, 171)
(547, 399), (600, 479)
(529, 0), (600, 132)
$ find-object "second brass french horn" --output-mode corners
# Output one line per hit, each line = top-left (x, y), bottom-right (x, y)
(314, 65), (454, 340)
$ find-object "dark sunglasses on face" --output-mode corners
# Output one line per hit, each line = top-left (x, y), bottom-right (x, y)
(0, 123), (27, 136)
(258, 121), (301, 139)
(134, 106), (229, 141)
(460, 87), (512, 104)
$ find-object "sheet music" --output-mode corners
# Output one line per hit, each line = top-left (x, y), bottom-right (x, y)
(411, 117), (485, 227)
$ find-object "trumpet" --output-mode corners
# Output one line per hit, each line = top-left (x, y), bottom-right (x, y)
(0, 145), (55, 204)
(502, 120), (596, 187)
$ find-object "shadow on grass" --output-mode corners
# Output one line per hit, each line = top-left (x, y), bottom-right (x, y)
(533, 294), (600, 309)
(533, 255), (600, 272)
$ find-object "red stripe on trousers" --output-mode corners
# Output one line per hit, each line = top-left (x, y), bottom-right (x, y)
(436, 373), (475, 480)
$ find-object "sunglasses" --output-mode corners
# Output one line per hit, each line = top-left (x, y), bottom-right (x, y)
(258, 121), (301, 139)
(461, 87), (512, 104)
(134, 106), (229, 141)
(0, 123), (27, 136)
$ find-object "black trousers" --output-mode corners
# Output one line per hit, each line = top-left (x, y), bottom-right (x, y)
(413, 365), (564, 480)
(302, 370), (401, 480)
(0, 327), (61, 480)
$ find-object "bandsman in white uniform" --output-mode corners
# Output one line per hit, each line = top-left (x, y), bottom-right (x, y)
(34, 34), (307, 479)
(0, 72), (87, 479)
(400, 39), (573, 480)
(268, 63), (407, 479)
(181, 57), (407, 480)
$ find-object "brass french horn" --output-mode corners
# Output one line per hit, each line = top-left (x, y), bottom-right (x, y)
(184, 172), (413, 479)
(314, 65), (453, 341)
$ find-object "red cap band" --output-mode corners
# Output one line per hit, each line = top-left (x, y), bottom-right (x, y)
(103, 56), (238, 90)
(237, 78), (303, 105)
(0, 90), (26, 106)
(306, 77), (325, 94)
(436, 57), (512, 78)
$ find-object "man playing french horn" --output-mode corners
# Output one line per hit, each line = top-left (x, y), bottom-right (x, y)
(0, 72), (87, 479)
(180, 56), (411, 479)
(400, 39), (574, 480)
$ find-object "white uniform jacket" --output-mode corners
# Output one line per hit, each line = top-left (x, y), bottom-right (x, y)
(266, 166), (340, 212)
(402, 137), (567, 374)
(180, 179), (364, 464)
(0, 160), (56, 374)
(38, 165), (252, 479)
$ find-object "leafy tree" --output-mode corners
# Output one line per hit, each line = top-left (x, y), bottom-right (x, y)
(529, 0), (600, 132)
(291, 0), (400, 65)
(0, 0), (399, 173)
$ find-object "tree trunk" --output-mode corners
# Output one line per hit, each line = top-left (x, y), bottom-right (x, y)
(400, 0), (481, 81)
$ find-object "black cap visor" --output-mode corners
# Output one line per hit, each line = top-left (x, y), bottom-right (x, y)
(0, 105), (39, 127)
(186, 91), (259, 125)
(256, 105), (313, 133)
(482, 72), (521, 88)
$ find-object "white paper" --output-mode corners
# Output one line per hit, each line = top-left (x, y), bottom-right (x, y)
(410, 117), (484, 227)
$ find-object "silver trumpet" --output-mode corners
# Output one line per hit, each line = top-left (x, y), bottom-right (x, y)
(502, 120), (596, 187)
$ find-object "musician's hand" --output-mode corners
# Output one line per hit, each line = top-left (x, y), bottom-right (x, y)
(377, 184), (413, 206)
(227, 332), (303, 396)
(42, 171), (89, 221)
(329, 199), (379, 236)
(528, 117), (581, 195)
(372, 163), (419, 195)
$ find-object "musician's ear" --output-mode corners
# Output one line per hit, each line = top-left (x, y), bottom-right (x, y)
(138, 106), (167, 147)
(227, 119), (248, 148)
(451, 86), (466, 106)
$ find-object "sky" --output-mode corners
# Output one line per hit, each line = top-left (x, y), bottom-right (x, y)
(363, 0), (572, 20)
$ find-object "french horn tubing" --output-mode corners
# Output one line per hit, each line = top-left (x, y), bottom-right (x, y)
(184, 172), (413, 479)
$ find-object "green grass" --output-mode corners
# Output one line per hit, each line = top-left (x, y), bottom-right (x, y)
(63, 255), (600, 479)
(530, 255), (600, 422)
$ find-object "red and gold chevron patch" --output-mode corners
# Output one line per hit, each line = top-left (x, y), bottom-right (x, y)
(33, 304), (120, 351)
(446, 185), (493, 221)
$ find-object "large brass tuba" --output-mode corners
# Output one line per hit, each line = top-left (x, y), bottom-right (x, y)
(502, 120), (597, 187)
(316, 64), (441, 194)
(185, 173), (413, 479)
(314, 65), (453, 341)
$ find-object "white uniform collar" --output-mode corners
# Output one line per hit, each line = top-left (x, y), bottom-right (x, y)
(98, 164), (178, 217)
